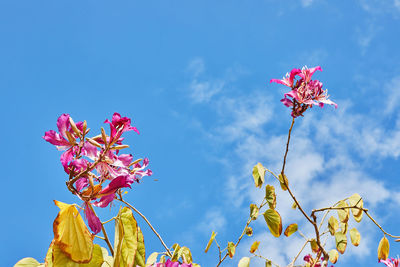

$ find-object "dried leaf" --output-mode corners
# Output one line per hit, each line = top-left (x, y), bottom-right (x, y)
(250, 241), (260, 253)
(284, 223), (298, 237)
(252, 163), (265, 188)
(378, 236), (390, 260)
(265, 185), (276, 209)
(350, 228), (361, 247)
(205, 231), (217, 253)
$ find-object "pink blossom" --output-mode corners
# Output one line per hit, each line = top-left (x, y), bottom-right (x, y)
(380, 258), (400, 267)
(104, 112), (139, 142)
(43, 114), (76, 167)
(84, 202), (102, 234)
(270, 68), (301, 87)
(150, 259), (192, 267)
(93, 175), (134, 208)
(270, 66), (337, 117)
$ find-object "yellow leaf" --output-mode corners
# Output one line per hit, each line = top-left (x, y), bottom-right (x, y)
(284, 223), (298, 237)
(335, 232), (347, 254)
(134, 227), (146, 267)
(278, 173), (289, 191)
(328, 249), (339, 264)
(265, 185), (276, 209)
(145, 252), (158, 266)
(171, 244), (181, 262)
(205, 231), (217, 253)
(250, 204), (259, 220)
(378, 236), (390, 260)
(250, 241), (260, 253)
(245, 227), (253, 237)
(336, 201), (349, 223)
(238, 257), (250, 267)
(328, 216), (339, 236)
(50, 242), (104, 267)
(263, 209), (282, 237)
(350, 228), (361, 246)
(348, 193), (363, 222)
(310, 239), (319, 253)
(113, 207), (139, 267)
(252, 163), (265, 188)
(178, 247), (193, 264)
(53, 200), (94, 263)
(228, 242), (236, 258)
(14, 257), (41, 267)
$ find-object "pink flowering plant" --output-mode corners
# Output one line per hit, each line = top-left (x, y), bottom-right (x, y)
(15, 68), (400, 267)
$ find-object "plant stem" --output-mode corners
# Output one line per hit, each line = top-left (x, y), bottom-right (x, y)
(117, 198), (173, 257)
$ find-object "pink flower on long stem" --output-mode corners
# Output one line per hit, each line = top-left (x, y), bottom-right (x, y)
(270, 66), (337, 118)
(380, 258), (400, 267)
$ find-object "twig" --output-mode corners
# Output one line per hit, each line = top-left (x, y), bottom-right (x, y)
(118, 198), (173, 257)
(289, 240), (309, 267)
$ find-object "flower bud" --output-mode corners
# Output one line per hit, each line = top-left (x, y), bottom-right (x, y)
(69, 117), (82, 138)
(86, 138), (103, 148)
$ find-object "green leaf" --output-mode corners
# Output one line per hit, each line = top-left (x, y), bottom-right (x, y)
(265, 185), (276, 209)
(328, 216), (339, 236)
(238, 257), (250, 267)
(205, 231), (217, 253)
(278, 173), (289, 191)
(335, 232), (347, 254)
(378, 236), (390, 260)
(228, 242), (236, 258)
(328, 249), (339, 264)
(348, 193), (363, 222)
(284, 223), (298, 237)
(336, 201), (349, 223)
(113, 207), (139, 267)
(263, 209), (282, 237)
(250, 204), (259, 220)
(252, 163), (265, 188)
(145, 252), (158, 266)
(250, 241), (260, 253)
(134, 227), (146, 267)
(350, 228), (361, 247)
(310, 239), (319, 253)
(14, 258), (41, 267)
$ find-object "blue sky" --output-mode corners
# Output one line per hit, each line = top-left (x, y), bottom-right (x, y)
(2, 1), (400, 266)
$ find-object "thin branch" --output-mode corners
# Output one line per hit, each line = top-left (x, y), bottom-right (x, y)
(289, 240), (309, 267)
(117, 198), (173, 257)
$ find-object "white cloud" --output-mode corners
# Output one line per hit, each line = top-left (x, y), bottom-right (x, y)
(301, 0), (314, 7)
(196, 209), (227, 235)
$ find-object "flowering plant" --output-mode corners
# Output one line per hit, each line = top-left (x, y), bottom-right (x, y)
(15, 68), (400, 267)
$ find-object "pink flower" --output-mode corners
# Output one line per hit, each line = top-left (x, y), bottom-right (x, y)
(93, 175), (134, 208)
(380, 258), (400, 267)
(105, 112), (140, 142)
(270, 66), (337, 118)
(150, 259), (192, 267)
(270, 68), (301, 87)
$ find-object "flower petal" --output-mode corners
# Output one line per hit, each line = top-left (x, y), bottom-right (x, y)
(84, 202), (102, 234)
(56, 114), (71, 139)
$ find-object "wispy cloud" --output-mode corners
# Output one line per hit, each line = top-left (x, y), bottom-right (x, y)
(301, 0), (315, 7)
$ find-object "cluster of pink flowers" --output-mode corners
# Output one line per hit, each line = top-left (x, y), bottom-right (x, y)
(380, 258), (400, 267)
(270, 66), (337, 117)
(43, 113), (152, 234)
(303, 254), (333, 267)
(150, 259), (192, 267)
